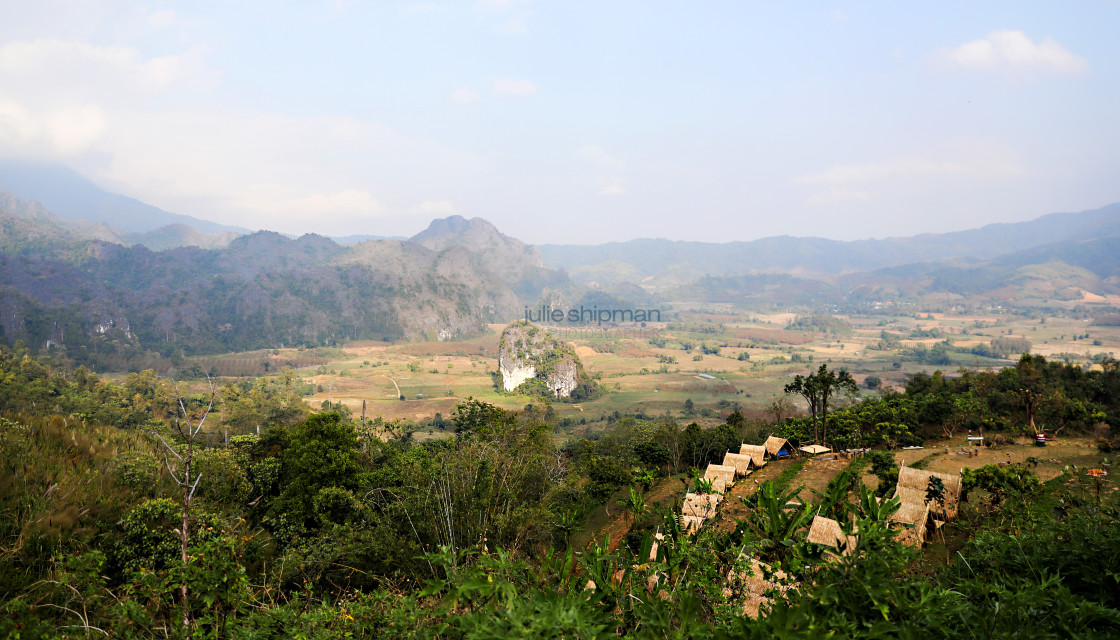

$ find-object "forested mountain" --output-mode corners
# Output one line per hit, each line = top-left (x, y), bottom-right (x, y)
(540, 202), (1120, 286)
(0, 201), (573, 366)
(410, 215), (574, 301)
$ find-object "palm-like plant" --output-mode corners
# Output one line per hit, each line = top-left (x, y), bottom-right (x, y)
(811, 469), (856, 521)
(617, 485), (647, 520)
(739, 481), (813, 564)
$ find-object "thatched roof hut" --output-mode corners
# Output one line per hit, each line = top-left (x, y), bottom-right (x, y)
(890, 501), (930, 547)
(739, 444), (767, 467)
(764, 436), (793, 458)
(800, 444), (830, 455)
(682, 492), (723, 519)
(805, 515), (857, 555)
(894, 466), (962, 520)
(704, 464), (736, 488)
(722, 452), (754, 477)
(710, 477), (727, 495)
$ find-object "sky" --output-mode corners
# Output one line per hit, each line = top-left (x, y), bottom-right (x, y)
(0, 1), (1117, 244)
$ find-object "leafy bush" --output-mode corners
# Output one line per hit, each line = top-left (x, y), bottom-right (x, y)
(961, 464), (1041, 505)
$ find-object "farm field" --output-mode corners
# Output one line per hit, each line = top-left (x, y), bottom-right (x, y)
(181, 308), (1120, 434)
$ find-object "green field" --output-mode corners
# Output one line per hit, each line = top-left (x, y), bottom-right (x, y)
(189, 307), (1120, 435)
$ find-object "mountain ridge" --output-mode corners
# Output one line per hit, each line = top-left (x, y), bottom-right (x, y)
(538, 202), (1120, 286)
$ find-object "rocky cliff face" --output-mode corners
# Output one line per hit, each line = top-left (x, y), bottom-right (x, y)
(497, 321), (584, 399)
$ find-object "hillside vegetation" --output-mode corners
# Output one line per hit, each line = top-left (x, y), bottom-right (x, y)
(1, 343), (1118, 638)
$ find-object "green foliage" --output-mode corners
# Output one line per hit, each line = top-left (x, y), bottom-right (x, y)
(811, 469), (856, 522)
(5, 345), (1120, 638)
(114, 497), (224, 576)
(961, 464), (1041, 505)
(867, 449), (899, 497)
(279, 412), (363, 525)
(738, 481), (813, 566)
(452, 397), (515, 437)
(194, 448), (253, 506)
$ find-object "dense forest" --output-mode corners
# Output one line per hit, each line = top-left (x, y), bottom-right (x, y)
(1, 344), (1118, 638)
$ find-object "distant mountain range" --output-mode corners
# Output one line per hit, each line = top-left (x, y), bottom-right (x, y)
(0, 161), (405, 250)
(0, 195), (573, 368)
(2, 159), (1118, 367)
(538, 202), (1120, 288)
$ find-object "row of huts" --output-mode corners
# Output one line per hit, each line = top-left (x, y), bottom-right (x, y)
(679, 437), (793, 533)
(670, 440), (964, 617)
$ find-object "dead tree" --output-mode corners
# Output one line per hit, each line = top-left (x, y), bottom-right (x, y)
(152, 378), (215, 635)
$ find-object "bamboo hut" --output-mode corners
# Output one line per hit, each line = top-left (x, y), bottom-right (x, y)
(894, 466), (962, 520)
(704, 463), (737, 488)
(682, 492), (723, 519)
(805, 515), (857, 555)
(890, 501), (930, 547)
(710, 477), (727, 495)
(739, 444), (767, 468)
(722, 452), (754, 477)
(764, 436), (794, 459)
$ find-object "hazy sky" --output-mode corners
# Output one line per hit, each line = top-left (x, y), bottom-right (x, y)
(1, 1), (1117, 244)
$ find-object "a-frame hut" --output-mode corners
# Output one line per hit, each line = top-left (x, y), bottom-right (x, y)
(805, 515), (857, 556)
(894, 466), (962, 521)
(722, 452), (754, 477)
(890, 501), (930, 547)
(704, 464), (737, 488)
(682, 492), (723, 519)
(764, 436), (794, 459)
(739, 444), (767, 468)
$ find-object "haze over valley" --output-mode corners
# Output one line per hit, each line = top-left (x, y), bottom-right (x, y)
(3, 3), (1120, 638)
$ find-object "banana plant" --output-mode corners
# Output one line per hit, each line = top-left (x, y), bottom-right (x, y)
(692, 470), (716, 494)
(739, 480), (813, 565)
(616, 485), (648, 520)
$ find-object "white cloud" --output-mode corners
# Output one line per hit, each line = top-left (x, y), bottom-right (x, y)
(451, 86), (480, 103)
(0, 38), (216, 99)
(0, 36), (484, 233)
(796, 139), (1026, 205)
(796, 142), (1024, 186)
(805, 188), (870, 207)
(145, 10), (177, 29)
(577, 145), (625, 170)
(234, 188), (383, 220)
(0, 100), (108, 156)
(493, 78), (536, 96)
(942, 30), (1088, 75)
(409, 200), (458, 214)
(596, 178), (626, 196)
